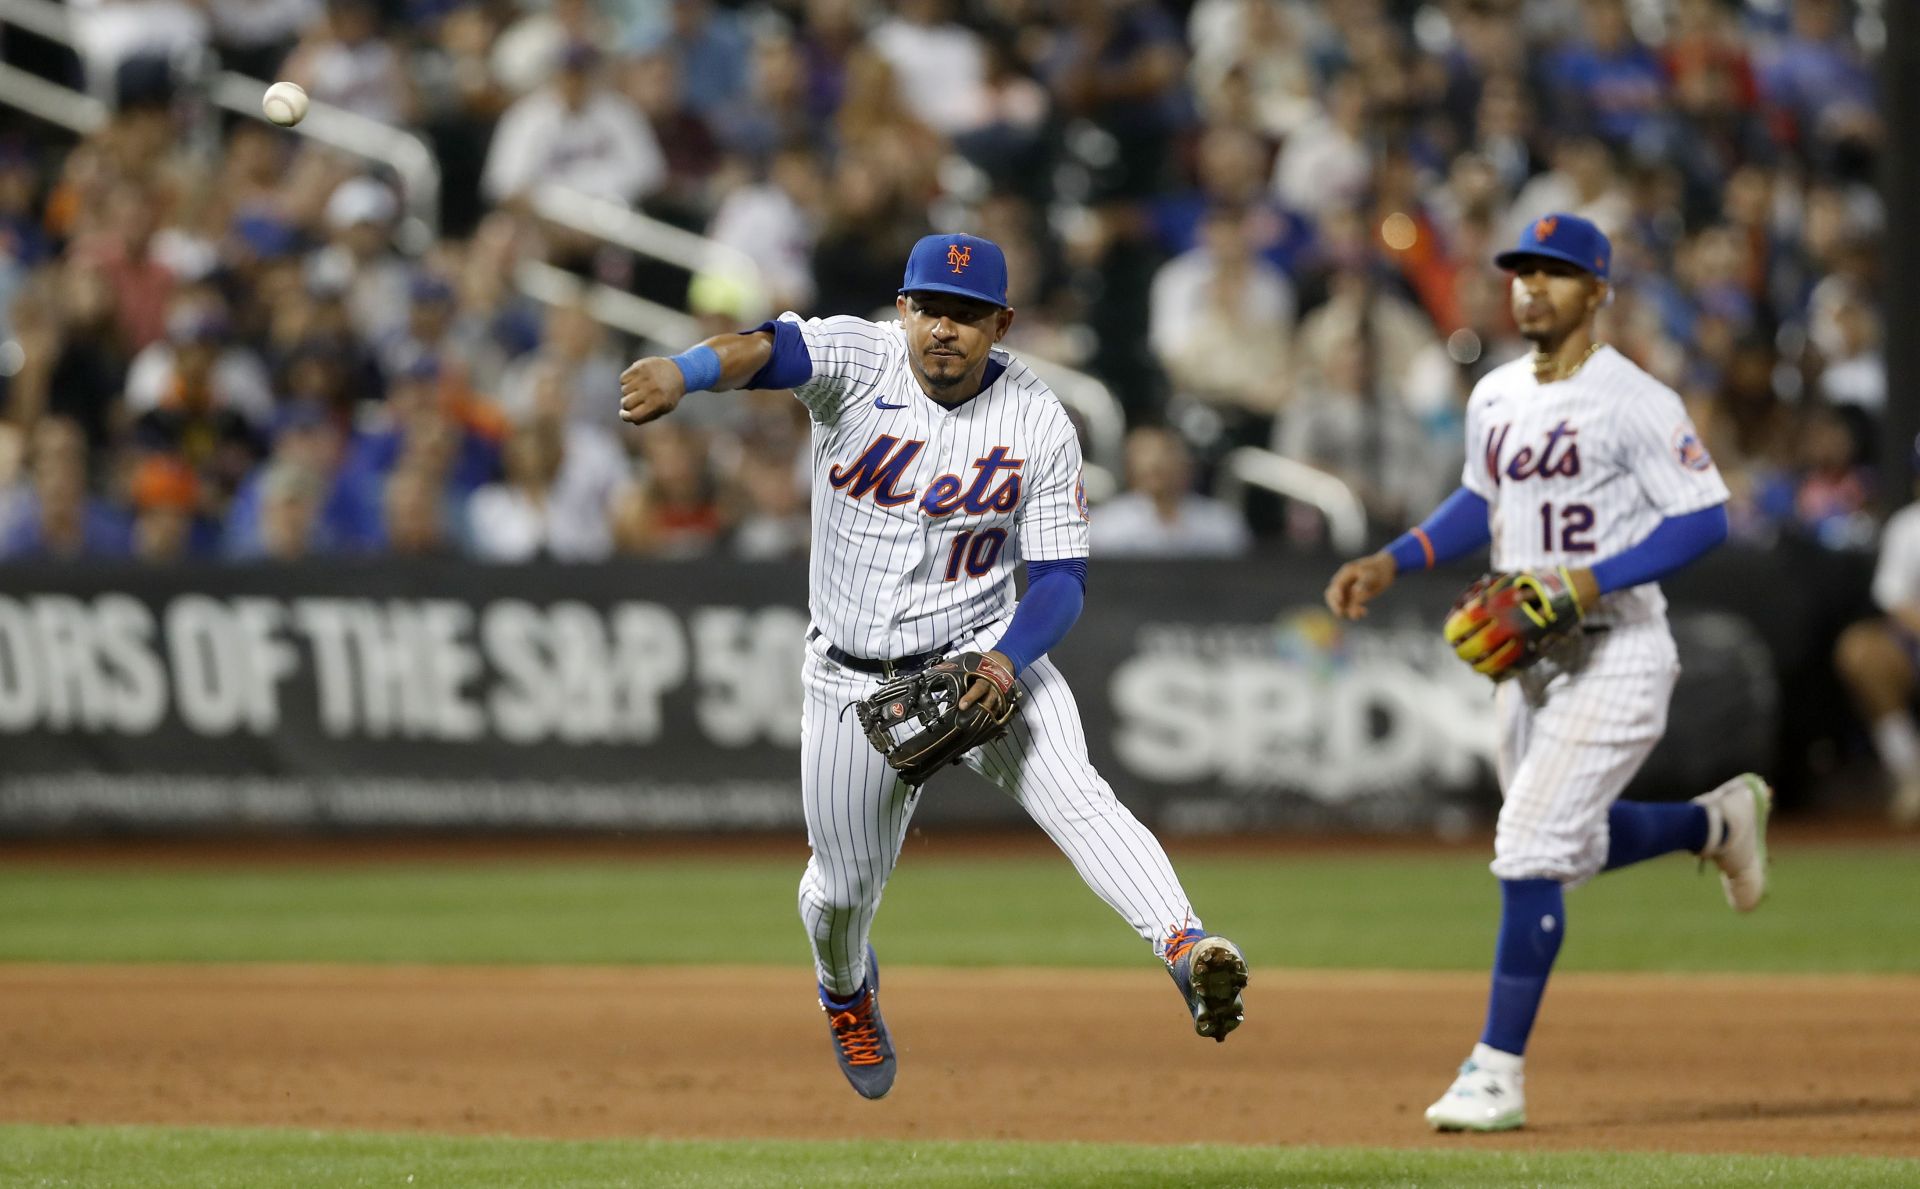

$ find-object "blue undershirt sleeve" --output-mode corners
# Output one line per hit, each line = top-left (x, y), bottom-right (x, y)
(1590, 503), (1727, 594)
(741, 319), (814, 390)
(1384, 487), (1492, 572)
(991, 557), (1088, 675)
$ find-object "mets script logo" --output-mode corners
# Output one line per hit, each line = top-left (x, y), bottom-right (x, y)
(947, 244), (971, 274)
(1483, 419), (1581, 484)
(829, 434), (1023, 515)
(1534, 216), (1558, 241)
(1673, 427), (1713, 472)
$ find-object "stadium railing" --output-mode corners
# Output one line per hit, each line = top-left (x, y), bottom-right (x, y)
(0, 57), (104, 134)
(1213, 446), (1370, 555)
(2, 0), (442, 251)
(526, 183), (1127, 493)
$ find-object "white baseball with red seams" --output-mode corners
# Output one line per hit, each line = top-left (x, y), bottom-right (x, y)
(782, 312), (1202, 998)
(261, 81), (309, 127)
(1461, 344), (1730, 883)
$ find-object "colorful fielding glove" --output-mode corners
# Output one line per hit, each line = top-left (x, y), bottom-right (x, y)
(1443, 568), (1585, 681)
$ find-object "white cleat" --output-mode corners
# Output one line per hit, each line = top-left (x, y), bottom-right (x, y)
(1693, 773), (1772, 912)
(1425, 1044), (1526, 1132)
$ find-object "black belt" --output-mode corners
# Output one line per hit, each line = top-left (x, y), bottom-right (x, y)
(807, 628), (949, 677)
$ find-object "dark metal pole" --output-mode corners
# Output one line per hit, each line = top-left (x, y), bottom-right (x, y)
(1880, 1), (1919, 513)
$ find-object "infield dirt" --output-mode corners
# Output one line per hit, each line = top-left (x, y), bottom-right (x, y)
(4, 963), (1916, 1157)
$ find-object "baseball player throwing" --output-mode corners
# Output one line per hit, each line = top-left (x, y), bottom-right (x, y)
(1324, 213), (1772, 1132)
(620, 234), (1247, 1100)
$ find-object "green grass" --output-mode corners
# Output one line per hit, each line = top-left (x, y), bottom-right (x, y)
(4, 854), (1915, 1184)
(3, 1126), (1913, 1189)
(0, 844), (1913, 972)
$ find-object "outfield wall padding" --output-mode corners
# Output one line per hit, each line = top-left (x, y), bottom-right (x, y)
(0, 546), (1864, 834)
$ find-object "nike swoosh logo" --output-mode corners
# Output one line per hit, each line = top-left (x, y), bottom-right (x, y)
(874, 398), (909, 410)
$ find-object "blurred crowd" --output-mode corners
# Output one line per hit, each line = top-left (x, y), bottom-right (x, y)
(0, 0), (1889, 563)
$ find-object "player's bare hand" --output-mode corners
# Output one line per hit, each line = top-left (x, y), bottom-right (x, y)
(619, 357), (686, 425)
(1326, 553), (1398, 620)
(957, 650), (1017, 715)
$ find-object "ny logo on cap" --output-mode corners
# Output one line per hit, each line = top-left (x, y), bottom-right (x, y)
(947, 244), (971, 274)
(1534, 216), (1558, 241)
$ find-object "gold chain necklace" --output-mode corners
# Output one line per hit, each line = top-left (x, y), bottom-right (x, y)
(1533, 341), (1603, 384)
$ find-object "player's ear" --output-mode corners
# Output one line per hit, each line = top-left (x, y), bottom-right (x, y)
(994, 307), (1015, 342)
(895, 295), (911, 320)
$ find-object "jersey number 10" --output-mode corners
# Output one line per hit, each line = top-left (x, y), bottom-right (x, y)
(1540, 502), (1596, 553)
(944, 528), (1008, 581)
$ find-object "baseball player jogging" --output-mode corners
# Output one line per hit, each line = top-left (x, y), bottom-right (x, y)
(1324, 213), (1772, 1132)
(619, 234), (1247, 1100)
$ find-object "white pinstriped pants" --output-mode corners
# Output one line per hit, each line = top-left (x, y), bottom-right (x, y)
(1491, 623), (1680, 886)
(797, 629), (1201, 998)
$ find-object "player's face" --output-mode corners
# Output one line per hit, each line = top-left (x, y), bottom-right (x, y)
(897, 292), (1015, 396)
(1508, 258), (1605, 345)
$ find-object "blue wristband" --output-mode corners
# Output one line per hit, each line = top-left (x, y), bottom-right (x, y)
(667, 344), (722, 393)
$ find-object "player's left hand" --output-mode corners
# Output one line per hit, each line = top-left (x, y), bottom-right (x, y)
(619, 357), (687, 425)
(1444, 567), (1590, 681)
(848, 651), (1023, 785)
(956, 650), (1017, 716)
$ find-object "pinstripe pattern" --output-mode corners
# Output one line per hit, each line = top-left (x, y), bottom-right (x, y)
(1491, 626), (1679, 884)
(965, 653), (1197, 942)
(1464, 346), (1729, 628)
(1465, 346), (1719, 880)
(787, 314), (1087, 660)
(797, 623), (1200, 996)
(796, 649), (920, 997)
(787, 311), (1195, 997)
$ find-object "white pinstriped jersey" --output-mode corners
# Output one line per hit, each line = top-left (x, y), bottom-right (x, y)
(1461, 345), (1730, 627)
(783, 312), (1090, 659)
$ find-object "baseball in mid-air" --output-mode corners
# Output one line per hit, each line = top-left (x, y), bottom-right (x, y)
(262, 81), (309, 127)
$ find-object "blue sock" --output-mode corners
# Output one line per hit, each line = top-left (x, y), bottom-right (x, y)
(1601, 800), (1710, 872)
(1479, 878), (1564, 1057)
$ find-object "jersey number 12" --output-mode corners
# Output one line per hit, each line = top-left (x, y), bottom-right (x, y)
(1540, 502), (1596, 553)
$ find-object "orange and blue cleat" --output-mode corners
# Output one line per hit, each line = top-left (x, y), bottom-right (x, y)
(1164, 927), (1248, 1043)
(818, 944), (897, 1099)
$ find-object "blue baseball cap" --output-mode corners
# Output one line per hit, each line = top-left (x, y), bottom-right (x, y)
(898, 233), (1009, 308)
(1495, 213), (1611, 281)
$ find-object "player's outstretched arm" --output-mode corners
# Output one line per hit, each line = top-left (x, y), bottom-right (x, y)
(1326, 487), (1494, 621)
(618, 330), (776, 425)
